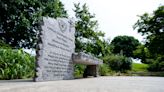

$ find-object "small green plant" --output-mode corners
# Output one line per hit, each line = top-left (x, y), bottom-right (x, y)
(0, 48), (35, 80)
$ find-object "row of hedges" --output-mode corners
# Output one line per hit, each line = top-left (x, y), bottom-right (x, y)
(1, 48), (163, 79)
(0, 47), (135, 79)
(0, 40), (152, 79)
(2, 48), (161, 78)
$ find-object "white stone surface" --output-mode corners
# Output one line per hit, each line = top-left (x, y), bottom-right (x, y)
(0, 77), (164, 92)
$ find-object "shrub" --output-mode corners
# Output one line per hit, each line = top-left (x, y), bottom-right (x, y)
(148, 56), (164, 71)
(74, 64), (86, 78)
(104, 54), (132, 72)
(0, 49), (35, 79)
(99, 64), (110, 76)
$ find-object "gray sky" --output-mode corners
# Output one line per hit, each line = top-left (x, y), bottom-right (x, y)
(61, 0), (163, 42)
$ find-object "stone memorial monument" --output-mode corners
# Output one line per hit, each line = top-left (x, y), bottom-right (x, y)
(35, 17), (103, 82)
(35, 17), (75, 81)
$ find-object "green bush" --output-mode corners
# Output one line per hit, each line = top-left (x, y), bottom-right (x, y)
(74, 64), (86, 78)
(0, 49), (35, 79)
(147, 56), (164, 71)
(104, 55), (132, 72)
(99, 64), (110, 76)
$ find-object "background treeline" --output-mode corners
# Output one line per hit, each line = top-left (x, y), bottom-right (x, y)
(0, 0), (163, 79)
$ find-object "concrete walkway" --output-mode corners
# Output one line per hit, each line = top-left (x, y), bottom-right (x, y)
(0, 76), (164, 92)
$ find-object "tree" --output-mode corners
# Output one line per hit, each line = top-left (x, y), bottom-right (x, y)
(111, 35), (140, 57)
(133, 5), (164, 56)
(74, 3), (110, 57)
(0, 0), (67, 48)
(133, 45), (152, 64)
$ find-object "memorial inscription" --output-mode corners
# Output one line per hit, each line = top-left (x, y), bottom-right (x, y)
(35, 17), (75, 81)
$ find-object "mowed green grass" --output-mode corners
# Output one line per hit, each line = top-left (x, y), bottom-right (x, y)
(132, 63), (148, 72)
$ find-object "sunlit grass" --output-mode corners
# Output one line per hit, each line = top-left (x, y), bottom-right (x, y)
(132, 63), (148, 72)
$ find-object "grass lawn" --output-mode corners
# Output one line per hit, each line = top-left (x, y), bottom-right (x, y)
(132, 63), (148, 72)
(130, 63), (164, 76)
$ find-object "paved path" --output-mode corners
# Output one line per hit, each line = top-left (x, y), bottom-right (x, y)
(0, 76), (164, 92)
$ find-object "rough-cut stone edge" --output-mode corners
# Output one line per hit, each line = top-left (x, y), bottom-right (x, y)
(34, 17), (45, 82)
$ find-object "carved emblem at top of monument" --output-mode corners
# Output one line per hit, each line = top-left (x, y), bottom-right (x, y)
(58, 19), (67, 32)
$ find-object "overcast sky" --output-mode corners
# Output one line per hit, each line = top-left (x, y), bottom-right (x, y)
(62, 0), (163, 42)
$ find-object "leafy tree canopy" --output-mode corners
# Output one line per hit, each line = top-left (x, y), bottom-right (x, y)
(133, 5), (164, 56)
(133, 44), (152, 64)
(0, 0), (67, 48)
(111, 35), (140, 57)
(74, 3), (111, 57)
